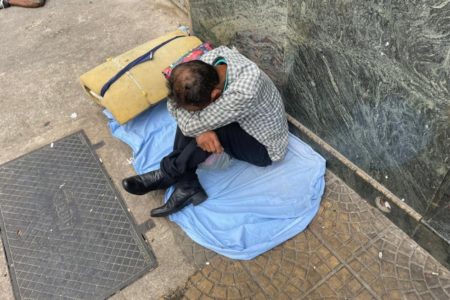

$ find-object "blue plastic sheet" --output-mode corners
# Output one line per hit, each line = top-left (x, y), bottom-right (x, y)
(105, 101), (326, 260)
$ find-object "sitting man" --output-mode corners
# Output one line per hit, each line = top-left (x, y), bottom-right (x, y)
(122, 46), (289, 217)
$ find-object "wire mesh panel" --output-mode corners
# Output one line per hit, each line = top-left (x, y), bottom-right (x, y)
(0, 132), (156, 299)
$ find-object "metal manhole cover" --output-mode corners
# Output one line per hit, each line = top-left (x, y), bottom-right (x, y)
(0, 131), (156, 299)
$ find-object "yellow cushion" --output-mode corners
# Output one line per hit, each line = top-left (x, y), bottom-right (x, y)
(80, 30), (202, 124)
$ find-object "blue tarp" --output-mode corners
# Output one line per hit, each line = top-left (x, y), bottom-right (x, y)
(105, 100), (326, 260)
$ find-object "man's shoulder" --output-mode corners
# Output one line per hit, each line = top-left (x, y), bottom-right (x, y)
(201, 46), (236, 63)
(202, 46), (262, 93)
(201, 46), (256, 68)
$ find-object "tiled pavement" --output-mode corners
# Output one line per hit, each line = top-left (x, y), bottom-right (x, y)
(167, 171), (450, 299)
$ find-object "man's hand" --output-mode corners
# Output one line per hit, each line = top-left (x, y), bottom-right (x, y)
(196, 131), (224, 153)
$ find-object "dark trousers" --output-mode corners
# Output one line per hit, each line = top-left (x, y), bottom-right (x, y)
(160, 122), (271, 182)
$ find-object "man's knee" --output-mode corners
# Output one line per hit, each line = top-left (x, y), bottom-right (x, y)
(214, 123), (272, 167)
(252, 157), (272, 167)
(214, 122), (240, 138)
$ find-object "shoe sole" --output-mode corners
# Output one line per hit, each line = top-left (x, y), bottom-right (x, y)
(150, 190), (208, 218)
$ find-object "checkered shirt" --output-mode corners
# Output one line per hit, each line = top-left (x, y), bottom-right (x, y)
(167, 46), (288, 161)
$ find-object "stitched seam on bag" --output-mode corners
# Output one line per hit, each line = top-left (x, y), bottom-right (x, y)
(110, 58), (147, 99)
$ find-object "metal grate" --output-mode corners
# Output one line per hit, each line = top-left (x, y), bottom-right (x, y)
(0, 132), (156, 299)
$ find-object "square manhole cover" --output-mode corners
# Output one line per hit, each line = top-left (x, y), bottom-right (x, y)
(0, 132), (156, 299)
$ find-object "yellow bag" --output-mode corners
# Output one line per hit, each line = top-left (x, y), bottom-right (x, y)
(80, 29), (202, 124)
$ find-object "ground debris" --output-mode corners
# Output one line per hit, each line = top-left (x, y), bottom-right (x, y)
(161, 285), (187, 300)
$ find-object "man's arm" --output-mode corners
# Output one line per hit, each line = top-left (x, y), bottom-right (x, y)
(169, 70), (259, 137)
(167, 98), (237, 153)
(174, 93), (252, 136)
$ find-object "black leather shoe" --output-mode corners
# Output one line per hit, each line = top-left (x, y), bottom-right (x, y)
(150, 181), (207, 217)
(122, 169), (175, 195)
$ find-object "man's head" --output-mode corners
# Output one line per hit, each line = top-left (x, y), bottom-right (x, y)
(167, 60), (221, 111)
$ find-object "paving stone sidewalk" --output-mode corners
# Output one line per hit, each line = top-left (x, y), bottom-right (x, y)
(166, 171), (450, 300)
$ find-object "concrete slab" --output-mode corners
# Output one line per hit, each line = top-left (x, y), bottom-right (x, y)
(0, 0), (187, 153)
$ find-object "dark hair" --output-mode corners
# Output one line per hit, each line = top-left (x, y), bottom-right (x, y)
(167, 60), (219, 107)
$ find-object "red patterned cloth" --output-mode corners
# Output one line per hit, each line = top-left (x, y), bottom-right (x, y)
(162, 42), (214, 79)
